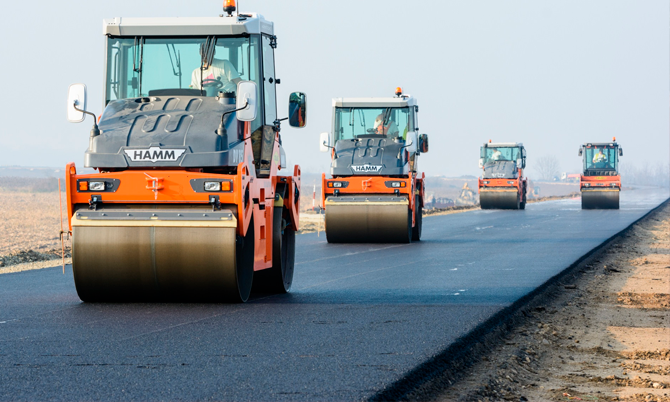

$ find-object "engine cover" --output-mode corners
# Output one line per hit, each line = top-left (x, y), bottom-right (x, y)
(330, 137), (409, 176)
(483, 161), (518, 179)
(85, 96), (243, 169)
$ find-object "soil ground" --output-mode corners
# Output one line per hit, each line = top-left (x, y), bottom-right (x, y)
(0, 191), (71, 272)
(438, 201), (670, 402)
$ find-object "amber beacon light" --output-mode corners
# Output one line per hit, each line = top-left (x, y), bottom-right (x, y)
(224, 0), (236, 16)
(395, 87), (403, 97)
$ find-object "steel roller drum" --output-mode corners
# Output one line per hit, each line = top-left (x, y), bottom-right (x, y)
(324, 196), (411, 243)
(581, 189), (620, 209)
(71, 208), (252, 302)
(479, 189), (520, 209)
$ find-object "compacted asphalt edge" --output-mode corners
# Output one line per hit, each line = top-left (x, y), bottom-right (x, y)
(369, 196), (670, 402)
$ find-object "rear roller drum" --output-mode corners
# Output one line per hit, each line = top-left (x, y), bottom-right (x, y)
(252, 207), (295, 294)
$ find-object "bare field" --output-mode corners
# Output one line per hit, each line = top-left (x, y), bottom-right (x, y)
(0, 192), (68, 254)
(0, 192), (70, 267)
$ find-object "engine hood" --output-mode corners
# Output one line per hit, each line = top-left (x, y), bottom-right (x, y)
(84, 96), (243, 169)
(483, 161), (518, 179)
(330, 137), (408, 176)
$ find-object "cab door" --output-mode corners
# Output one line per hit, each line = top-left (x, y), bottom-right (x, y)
(256, 35), (278, 178)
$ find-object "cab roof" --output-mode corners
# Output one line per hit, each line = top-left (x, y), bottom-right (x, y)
(103, 13), (273, 36)
(332, 96), (417, 108)
(582, 142), (619, 147)
(482, 142), (523, 148)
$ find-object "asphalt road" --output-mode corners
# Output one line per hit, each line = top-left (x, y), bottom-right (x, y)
(0, 188), (667, 401)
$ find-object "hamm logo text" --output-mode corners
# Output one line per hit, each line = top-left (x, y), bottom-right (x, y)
(352, 165), (382, 173)
(125, 147), (186, 163)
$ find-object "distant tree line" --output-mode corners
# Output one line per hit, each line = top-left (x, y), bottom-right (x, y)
(620, 163), (670, 188)
(0, 177), (62, 193)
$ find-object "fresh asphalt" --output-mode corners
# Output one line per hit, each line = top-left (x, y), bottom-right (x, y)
(0, 188), (667, 401)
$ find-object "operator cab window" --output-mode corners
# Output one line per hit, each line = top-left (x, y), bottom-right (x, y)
(334, 107), (413, 142)
(105, 35), (264, 139)
(483, 147), (520, 163)
(584, 147), (617, 171)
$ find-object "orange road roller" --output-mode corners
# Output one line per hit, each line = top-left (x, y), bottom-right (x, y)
(578, 138), (623, 209)
(64, 6), (306, 302)
(320, 89), (429, 243)
(478, 141), (528, 210)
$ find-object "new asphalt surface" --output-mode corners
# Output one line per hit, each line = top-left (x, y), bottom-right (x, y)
(0, 188), (667, 401)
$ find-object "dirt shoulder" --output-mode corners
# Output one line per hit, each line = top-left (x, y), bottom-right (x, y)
(437, 201), (670, 402)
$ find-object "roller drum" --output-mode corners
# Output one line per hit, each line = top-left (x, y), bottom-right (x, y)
(479, 189), (520, 210)
(71, 209), (252, 302)
(581, 189), (620, 209)
(325, 196), (411, 243)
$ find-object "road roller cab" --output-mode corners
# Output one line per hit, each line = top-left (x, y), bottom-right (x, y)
(578, 138), (622, 209)
(477, 142), (528, 209)
(64, 8), (306, 302)
(319, 89), (428, 243)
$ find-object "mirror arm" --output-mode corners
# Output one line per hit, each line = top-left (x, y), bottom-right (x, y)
(322, 142), (337, 158)
(73, 102), (100, 137)
(273, 117), (288, 133)
(217, 101), (249, 150)
(397, 140), (414, 159)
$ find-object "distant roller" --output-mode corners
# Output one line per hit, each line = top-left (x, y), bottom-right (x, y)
(324, 196), (411, 243)
(581, 190), (620, 209)
(578, 138), (623, 210)
(479, 190), (520, 210)
(477, 142), (528, 210)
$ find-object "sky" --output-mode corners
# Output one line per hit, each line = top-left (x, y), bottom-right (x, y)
(0, 0), (667, 178)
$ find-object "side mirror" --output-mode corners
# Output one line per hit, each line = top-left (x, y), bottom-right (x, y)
(288, 92), (307, 128)
(236, 81), (258, 122)
(578, 148), (583, 157)
(418, 134), (429, 153)
(619, 148), (623, 157)
(319, 132), (330, 153)
(67, 84), (87, 123)
(479, 158), (484, 169)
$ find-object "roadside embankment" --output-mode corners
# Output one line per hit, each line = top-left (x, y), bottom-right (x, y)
(437, 201), (670, 401)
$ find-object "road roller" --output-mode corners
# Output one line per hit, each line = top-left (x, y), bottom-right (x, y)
(64, 5), (307, 302)
(578, 138), (623, 209)
(477, 141), (528, 209)
(319, 88), (429, 243)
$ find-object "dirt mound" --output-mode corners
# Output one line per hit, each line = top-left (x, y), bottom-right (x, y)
(0, 248), (69, 267)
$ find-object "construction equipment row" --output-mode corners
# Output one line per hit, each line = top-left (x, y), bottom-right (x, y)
(64, 2), (624, 303)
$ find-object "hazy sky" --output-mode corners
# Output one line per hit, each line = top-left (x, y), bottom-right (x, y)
(0, 0), (667, 178)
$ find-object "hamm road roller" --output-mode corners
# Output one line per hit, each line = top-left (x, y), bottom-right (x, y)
(478, 141), (528, 209)
(578, 138), (623, 209)
(320, 89), (429, 243)
(64, 5), (307, 302)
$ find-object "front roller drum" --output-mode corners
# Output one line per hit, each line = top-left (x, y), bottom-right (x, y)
(325, 196), (411, 243)
(72, 212), (255, 302)
(581, 189), (620, 209)
(479, 189), (521, 210)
